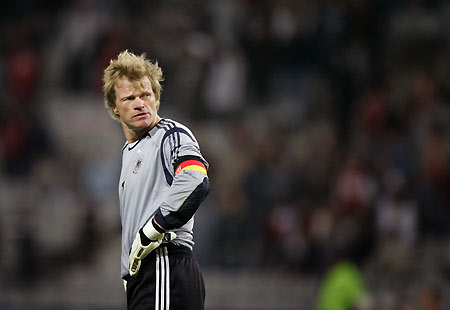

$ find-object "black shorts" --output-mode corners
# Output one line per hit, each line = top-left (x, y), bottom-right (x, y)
(125, 243), (205, 310)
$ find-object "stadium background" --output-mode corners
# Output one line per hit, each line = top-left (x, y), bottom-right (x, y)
(0, 0), (449, 309)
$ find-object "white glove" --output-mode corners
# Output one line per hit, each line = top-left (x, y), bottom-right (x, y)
(129, 220), (176, 276)
(123, 279), (127, 293)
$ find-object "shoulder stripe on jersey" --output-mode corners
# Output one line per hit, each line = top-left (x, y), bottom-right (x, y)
(160, 125), (196, 185)
(160, 119), (180, 161)
(158, 120), (176, 166)
(163, 119), (181, 159)
(159, 120), (179, 163)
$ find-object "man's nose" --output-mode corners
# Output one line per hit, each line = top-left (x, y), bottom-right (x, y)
(134, 97), (144, 109)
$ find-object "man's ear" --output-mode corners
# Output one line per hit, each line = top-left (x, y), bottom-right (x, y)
(113, 106), (119, 115)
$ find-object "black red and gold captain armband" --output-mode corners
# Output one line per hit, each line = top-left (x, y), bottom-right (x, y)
(175, 159), (208, 177)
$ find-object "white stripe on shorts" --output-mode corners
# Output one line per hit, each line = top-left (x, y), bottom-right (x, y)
(164, 247), (170, 308)
(155, 248), (160, 310)
(155, 247), (170, 310)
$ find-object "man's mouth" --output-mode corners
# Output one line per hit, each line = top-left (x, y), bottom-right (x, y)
(133, 112), (148, 118)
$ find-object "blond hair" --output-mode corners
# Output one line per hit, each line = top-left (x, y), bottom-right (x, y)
(103, 50), (164, 121)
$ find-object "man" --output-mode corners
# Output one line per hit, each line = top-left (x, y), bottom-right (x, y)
(103, 50), (210, 310)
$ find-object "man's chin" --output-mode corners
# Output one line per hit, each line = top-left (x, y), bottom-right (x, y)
(126, 120), (151, 131)
(124, 116), (159, 132)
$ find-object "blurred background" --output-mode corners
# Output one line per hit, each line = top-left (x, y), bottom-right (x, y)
(0, 0), (449, 309)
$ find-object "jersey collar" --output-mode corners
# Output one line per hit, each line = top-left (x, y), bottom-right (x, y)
(147, 118), (162, 138)
(123, 119), (162, 151)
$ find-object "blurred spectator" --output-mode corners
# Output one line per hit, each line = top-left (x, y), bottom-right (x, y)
(57, 0), (106, 91)
(418, 121), (450, 235)
(0, 105), (53, 178)
(76, 198), (100, 264)
(5, 43), (42, 102)
(201, 41), (247, 118)
(374, 168), (418, 272)
(16, 205), (40, 287)
(262, 204), (304, 270)
(92, 14), (127, 93)
(419, 286), (442, 310)
(334, 152), (377, 217)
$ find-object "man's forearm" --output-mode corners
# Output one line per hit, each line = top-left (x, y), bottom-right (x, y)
(155, 173), (210, 230)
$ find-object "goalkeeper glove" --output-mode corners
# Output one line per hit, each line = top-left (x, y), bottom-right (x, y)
(129, 219), (176, 276)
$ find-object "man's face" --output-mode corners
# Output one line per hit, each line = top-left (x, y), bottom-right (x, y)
(113, 76), (160, 136)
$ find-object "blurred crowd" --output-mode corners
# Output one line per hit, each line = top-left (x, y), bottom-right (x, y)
(0, 0), (450, 308)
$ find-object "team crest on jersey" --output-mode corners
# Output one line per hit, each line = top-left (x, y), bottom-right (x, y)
(133, 158), (142, 174)
(133, 150), (144, 174)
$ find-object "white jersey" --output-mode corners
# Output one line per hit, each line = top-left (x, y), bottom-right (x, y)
(118, 118), (209, 278)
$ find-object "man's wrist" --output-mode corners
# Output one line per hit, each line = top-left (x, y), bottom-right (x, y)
(152, 218), (166, 233)
(139, 228), (152, 246)
(142, 218), (164, 241)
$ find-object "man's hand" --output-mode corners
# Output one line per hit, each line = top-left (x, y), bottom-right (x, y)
(129, 220), (176, 276)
